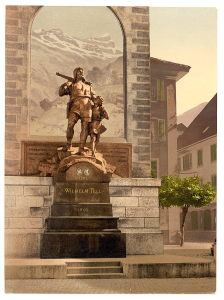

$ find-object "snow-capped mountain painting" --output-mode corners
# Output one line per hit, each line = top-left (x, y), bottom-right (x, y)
(30, 28), (124, 137)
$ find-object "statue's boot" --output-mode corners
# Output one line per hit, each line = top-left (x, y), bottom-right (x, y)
(78, 143), (85, 155)
(62, 139), (72, 151)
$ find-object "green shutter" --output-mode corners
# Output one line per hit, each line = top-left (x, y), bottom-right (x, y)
(211, 144), (217, 162)
(158, 119), (165, 141)
(191, 211), (198, 229)
(211, 174), (217, 188)
(199, 177), (203, 187)
(157, 80), (165, 101)
(204, 210), (211, 230)
(178, 157), (181, 172)
(197, 149), (203, 166)
(151, 161), (158, 178)
(189, 153), (192, 169)
(183, 156), (186, 171)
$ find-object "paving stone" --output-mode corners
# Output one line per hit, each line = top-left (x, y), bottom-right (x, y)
(4, 278), (216, 294)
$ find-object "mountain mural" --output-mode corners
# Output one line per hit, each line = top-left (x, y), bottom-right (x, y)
(30, 28), (124, 137)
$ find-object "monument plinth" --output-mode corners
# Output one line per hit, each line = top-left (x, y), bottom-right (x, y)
(40, 147), (126, 258)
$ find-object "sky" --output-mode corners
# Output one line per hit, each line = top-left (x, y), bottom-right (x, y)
(150, 7), (217, 115)
(32, 6), (217, 116)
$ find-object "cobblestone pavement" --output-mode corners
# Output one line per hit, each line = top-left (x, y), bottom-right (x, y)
(5, 278), (216, 294)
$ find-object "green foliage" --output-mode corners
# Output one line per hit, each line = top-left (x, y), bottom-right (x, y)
(151, 169), (156, 178)
(159, 175), (216, 209)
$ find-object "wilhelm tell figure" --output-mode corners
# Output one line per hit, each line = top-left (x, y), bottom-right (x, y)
(57, 67), (97, 154)
(89, 96), (109, 156)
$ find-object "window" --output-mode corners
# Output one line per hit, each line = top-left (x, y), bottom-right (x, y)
(191, 211), (198, 229)
(158, 119), (166, 141)
(204, 210), (211, 230)
(151, 161), (158, 178)
(183, 153), (192, 171)
(157, 79), (165, 101)
(211, 174), (217, 189)
(211, 144), (217, 162)
(151, 83), (156, 98)
(151, 119), (158, 142)
(178, 157), (181, 172)
(197, 149), (203, 166)
(199, 177), (203, 187)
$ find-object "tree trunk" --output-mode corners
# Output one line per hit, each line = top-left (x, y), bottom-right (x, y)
(180, 205), (189, 246)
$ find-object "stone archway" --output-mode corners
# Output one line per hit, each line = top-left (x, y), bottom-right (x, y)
(5, 5), (151, 178)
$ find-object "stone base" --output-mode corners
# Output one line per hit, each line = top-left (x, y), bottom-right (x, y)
(126, 232), (164, 255)
(40, 232), (126, 258)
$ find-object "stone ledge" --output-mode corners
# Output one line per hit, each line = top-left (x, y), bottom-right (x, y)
(110, 178), (161, 187)
(119, 228), (161, 233)
(5, 265), (67, 279)
(5, 176), (53, 186)
(5, 229), (44, 234)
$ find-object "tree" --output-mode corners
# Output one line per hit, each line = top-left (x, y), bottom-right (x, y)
(159, 175), (216, 246)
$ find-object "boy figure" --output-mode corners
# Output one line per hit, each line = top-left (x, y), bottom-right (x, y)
(89, 96), (109, 156)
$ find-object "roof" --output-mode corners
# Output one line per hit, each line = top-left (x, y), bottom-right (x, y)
(151, 57), (191, 69)
(177, 94), (217, 150)
(177, 123), (187, 132)
(150, 57), (191, 81)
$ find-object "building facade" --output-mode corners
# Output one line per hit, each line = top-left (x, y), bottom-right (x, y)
(150, 57), (191, 244)
(177, 94), (217, 242)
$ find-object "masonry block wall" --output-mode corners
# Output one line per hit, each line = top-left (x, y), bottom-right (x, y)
(111, 6), (151, 178)
(5, 176), (53, 258)
(5, 176), (163, 257)
(110, 178), (163, 255)
(5, 5), (151, 178)
(5, 6), (41, 175)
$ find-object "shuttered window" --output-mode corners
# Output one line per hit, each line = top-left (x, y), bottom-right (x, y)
(197, 149), (203, 166)
(178, 157), (181, 172)
(211, 174), (217, 189)
(158, 119), (165, 141)
(157, 80), (165, 101)
(151, 161), (158, 178)
(183, 153), (192, 171)
(191, 211), (198, 229)
(204, 210), (211, 230)
(211, 144), (217, 162)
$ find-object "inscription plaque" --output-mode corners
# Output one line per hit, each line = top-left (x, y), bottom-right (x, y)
(54, 182), (110, 203)
(21, 141), (132, 177)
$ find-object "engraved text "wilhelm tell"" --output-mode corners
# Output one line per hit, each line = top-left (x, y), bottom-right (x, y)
(63, 188), (101, 194)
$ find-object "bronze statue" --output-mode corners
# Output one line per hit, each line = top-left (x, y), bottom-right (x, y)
(89, 96), (109, 156)
(57, 67), (96, 154)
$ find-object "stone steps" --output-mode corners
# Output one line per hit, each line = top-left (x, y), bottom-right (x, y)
(66, 261), (125, 279)
(67, 273), (125, 279)
(67, 266), (123, 274)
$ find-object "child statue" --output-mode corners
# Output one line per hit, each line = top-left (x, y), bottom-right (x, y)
(89, 96), (109, 156)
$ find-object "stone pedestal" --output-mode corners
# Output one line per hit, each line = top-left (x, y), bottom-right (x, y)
(40, 148), (126, 258)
